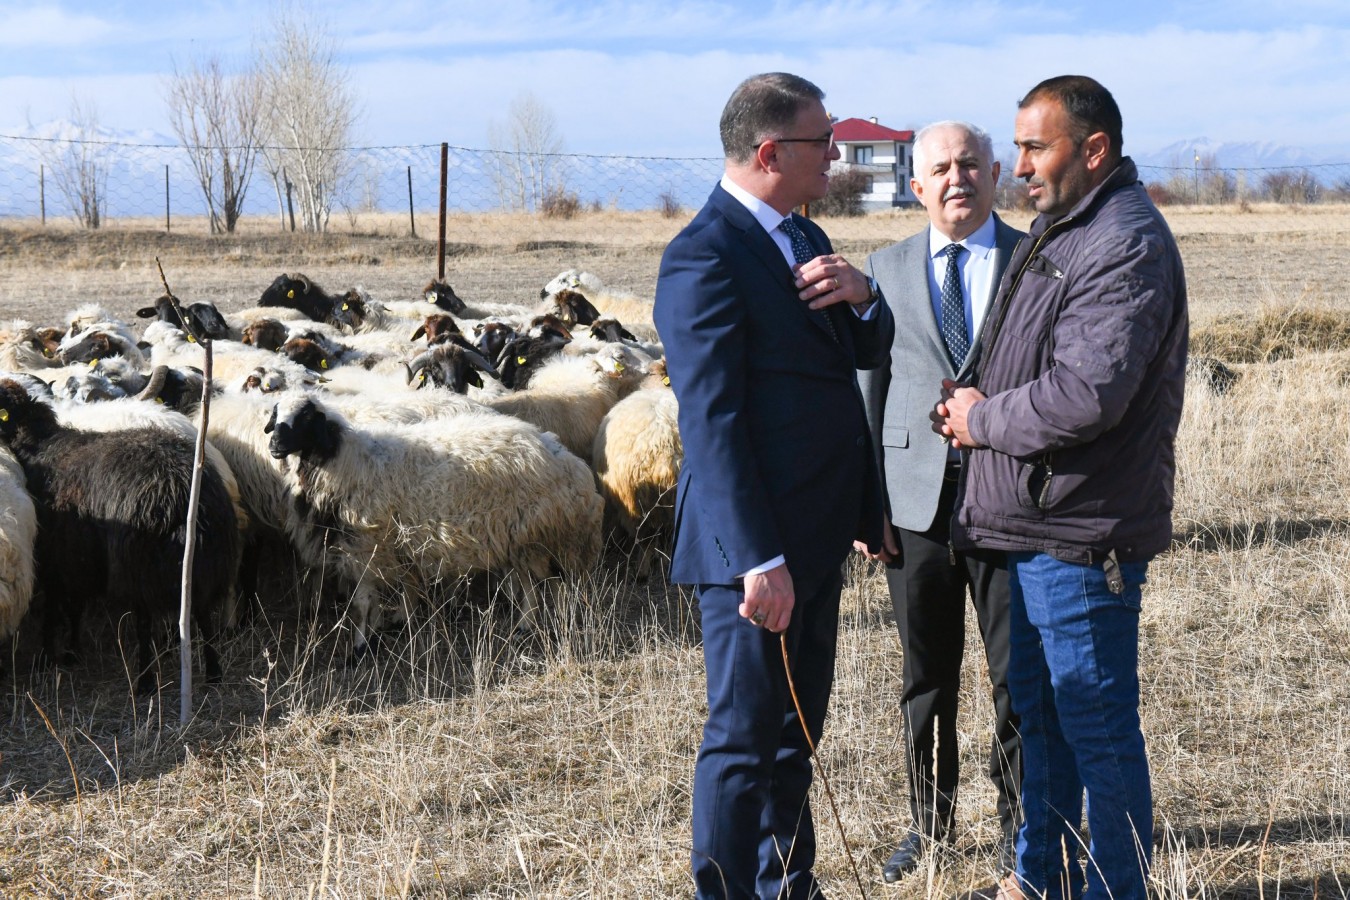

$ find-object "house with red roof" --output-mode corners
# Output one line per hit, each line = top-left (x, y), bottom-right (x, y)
(832, 117), (917, 208)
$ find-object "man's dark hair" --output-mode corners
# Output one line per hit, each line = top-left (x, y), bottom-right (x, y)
(720, 73), (825, 164)
(1019, 75), (1123, 159)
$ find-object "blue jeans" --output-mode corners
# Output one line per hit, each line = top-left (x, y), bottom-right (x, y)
(1006, 551), (1152, 900)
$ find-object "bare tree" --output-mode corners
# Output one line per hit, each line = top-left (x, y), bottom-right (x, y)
(256, 9), (357, 232)
(164, 54), (264, 234)
(488, 92), (565, 213)
(32, 96), (107, 229)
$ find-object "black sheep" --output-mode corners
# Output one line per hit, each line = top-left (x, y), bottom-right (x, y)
(136, 293), (231, 341)
(258, 273), (351, 329)
(0, 379), (241, 692)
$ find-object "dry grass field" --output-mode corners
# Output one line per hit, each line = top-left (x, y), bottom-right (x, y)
(1, 203), (1348, 898)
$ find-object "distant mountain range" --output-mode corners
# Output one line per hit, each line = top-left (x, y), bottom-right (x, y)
(1133, 138), (1350, 172)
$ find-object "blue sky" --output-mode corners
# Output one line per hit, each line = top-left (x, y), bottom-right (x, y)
(2, 0), (1349, 161)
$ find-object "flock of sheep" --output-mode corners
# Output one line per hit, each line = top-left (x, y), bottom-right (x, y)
(0, 268), (681, 691)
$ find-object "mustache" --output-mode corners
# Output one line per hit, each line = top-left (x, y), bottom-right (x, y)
(942, 185), (975, 202)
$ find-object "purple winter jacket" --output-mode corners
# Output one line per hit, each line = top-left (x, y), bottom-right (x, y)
(954, 158), (1188, 564)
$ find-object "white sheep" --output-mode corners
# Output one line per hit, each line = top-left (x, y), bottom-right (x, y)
(142, 320), (321, 392)
(263, 393), (604, 652)
(0, 320), (63, 371)
(541, 269), (658, 340)
(591, 361), (681, 577)
(484, 343), (648, 463)
(57, 319), (148, 369)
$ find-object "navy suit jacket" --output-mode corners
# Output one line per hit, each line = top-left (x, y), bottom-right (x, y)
(653, 183), (894, 586)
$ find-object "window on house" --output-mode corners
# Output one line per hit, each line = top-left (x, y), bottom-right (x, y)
(855, 145), (873, 165)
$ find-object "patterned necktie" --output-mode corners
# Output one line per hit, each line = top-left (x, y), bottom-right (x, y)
(779, 217), (840, 344)
(940, 243), (969, 368)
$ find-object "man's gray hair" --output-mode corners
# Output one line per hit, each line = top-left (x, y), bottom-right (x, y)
(911, 121), (996, 176)
(720, 73), (825, 164)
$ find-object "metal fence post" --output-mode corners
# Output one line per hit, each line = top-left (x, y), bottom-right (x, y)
(39, 164), (46, 226)
(407, 165), (416, 238)
(438, 143), (448, 281)
(165, 165), (171, 233)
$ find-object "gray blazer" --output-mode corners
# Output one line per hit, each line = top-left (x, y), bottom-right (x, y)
(857, 213), (1025, 533)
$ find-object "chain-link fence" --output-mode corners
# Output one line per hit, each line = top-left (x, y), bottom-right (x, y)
(0, 134), (727, 236)
(3, 134), (1349, 239)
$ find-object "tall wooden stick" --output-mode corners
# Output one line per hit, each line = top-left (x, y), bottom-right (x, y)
(155, 257), (212, 723)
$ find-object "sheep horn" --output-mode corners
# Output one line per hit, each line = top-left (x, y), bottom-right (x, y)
(136, 365), (169, 402)
(463, 347), (499, 378)
(405, 350), (435, 386)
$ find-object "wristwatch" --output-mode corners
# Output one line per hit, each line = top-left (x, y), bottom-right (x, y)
(857, 275), (882, 310)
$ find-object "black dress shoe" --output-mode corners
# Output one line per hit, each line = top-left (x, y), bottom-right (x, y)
(881, 832), (926, 883)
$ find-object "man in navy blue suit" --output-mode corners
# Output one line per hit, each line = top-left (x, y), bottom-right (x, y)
(653, 72), (895, 899)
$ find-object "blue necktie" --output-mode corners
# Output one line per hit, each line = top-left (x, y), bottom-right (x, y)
(940, 243), (969, 368)
(779, 217), (840, 344)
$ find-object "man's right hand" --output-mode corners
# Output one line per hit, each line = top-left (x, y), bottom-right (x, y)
(740, 564), (794, 633)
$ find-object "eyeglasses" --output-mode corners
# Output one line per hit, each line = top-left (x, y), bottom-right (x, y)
(757, 130), (836, 150)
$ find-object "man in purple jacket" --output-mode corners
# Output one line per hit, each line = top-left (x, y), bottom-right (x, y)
(936, 75), (1187, 900)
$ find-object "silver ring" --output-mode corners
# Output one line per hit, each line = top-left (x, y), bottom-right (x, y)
(831, 277), (839, 291)
(751, 611), (766, 626)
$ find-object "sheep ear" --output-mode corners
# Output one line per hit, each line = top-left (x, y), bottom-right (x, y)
(263, 405), (278, 434)
(411, 324), (427, 341)
(136, 307), (157, 318)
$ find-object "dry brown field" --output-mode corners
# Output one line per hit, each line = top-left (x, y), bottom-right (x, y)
(1, 204), (1348, 898)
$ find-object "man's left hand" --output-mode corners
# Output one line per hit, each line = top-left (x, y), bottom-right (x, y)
(794, 255), (872, 310)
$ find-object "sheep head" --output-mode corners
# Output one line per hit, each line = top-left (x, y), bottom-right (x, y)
(264, 396), (342, 462)
(422, 279), (468, 315)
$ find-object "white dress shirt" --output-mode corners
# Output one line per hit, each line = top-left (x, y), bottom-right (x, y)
(926, 213), (999, 347)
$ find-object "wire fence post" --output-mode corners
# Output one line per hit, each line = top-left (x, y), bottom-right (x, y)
(438, 143), (448, 281)
(39, 164), (47, 226)
(165, 164), (171, 234)
(407, 165), (416, 238)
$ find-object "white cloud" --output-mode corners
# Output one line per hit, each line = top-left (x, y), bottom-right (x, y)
(0, 5), (120, 48)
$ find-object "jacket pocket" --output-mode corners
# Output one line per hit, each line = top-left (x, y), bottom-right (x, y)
(1015, 459), (1053, 511)
(882, 424), (909, 449)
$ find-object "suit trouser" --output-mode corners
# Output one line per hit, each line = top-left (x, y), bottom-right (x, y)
(884, 470), (1021, 840)
(691, 565), (842, 900)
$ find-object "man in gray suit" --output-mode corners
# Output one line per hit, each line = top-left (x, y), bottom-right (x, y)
(855, 120), (1025, 881)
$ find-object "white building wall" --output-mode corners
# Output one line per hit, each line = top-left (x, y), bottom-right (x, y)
(836, 140), (917, 207)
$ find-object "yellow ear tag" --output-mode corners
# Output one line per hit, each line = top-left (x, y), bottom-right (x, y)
(43, 348), (54, 358)
(0, 410), (8, 422)
(155, 397), (165, 405)
(188, 334), (197, 343)
(663, 376), (670, 386)
(516, 356), (527, 365)
(342, 303), (349, 311)
(287, 289), (295, 299)
(615, 361), (625, 372)
(425, 292), (436, 303)
(419, 372), (427, 383)
(88, 359), (97, 367)
(320, 359), (328, 369)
